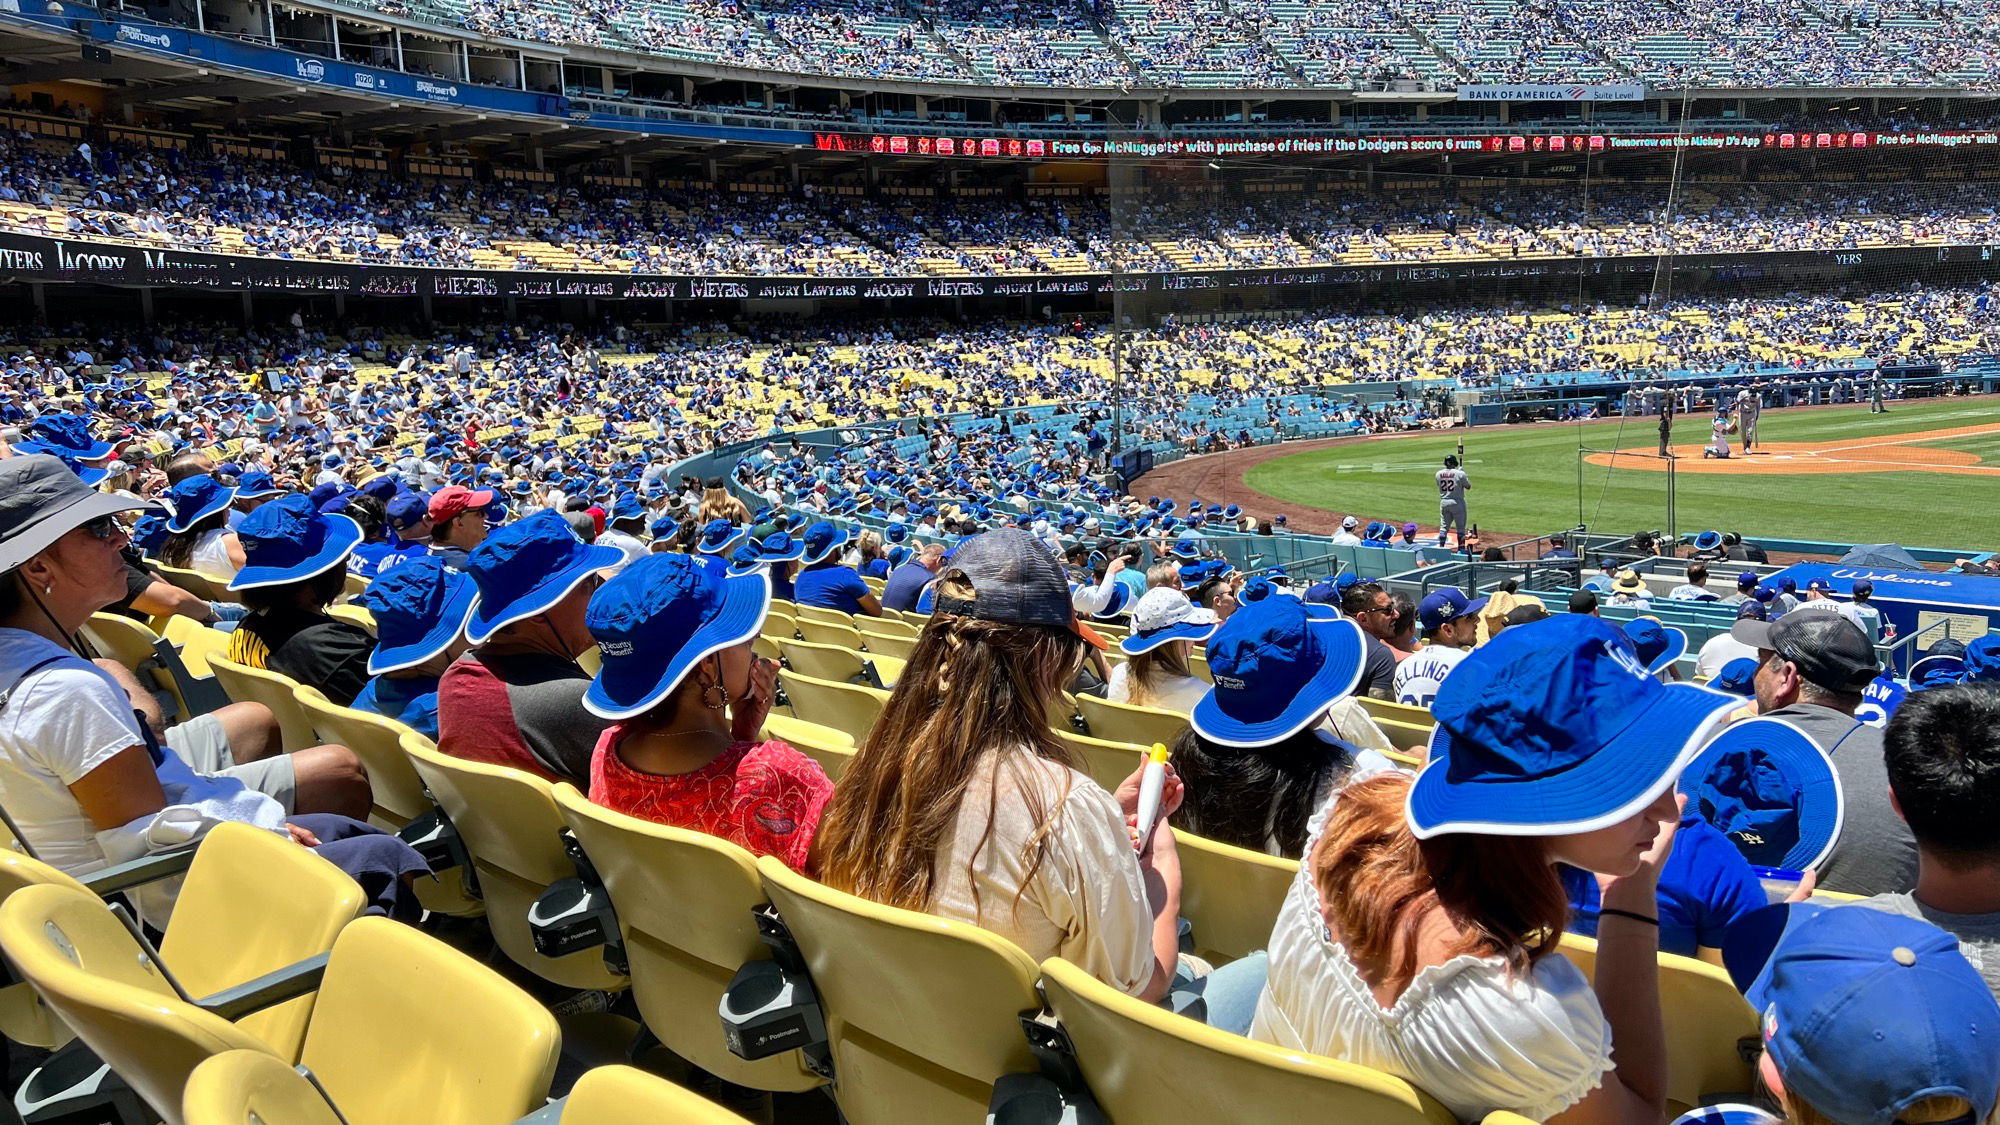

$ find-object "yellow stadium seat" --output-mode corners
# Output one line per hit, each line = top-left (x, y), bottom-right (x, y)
(293, 687), (421, 830)
(324, 603), (375, 634)
(779, 638), (888, 689)
(401, 736), (628, 992)
(794, 604), (854, 627)
(339, 572), (369, 604)
(1038, 956), (1456, 1124)
(1053, 729), (1147, 793)
(753, 633), (783, 662)
(796, 618), (866, 649)
(80, 612), (189, 723)
(158, 616), (231, 677)
(560, 1065), (757, 1123)
(206, 656), (318, 755)
(1357, 696), (1436, 728)
(1172, 829), (1296, 965)
(155, 563), (232, 604)
(182, 1049), (342, 1125)
(776, 670), (889, 745)
(1076, 694), (1189, 747)
(1480, 1113), (1543, 1124)
(551, 786), (825, 1094)
(762, 713), (856, 781)
(855, 627), (915, 659)
(756, 857), (1044, 1124)
(1558, 933), (1757, 1114)
(1375, 717), (1436, 753)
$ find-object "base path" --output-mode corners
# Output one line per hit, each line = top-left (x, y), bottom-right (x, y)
(1584, 421), (2000, 476)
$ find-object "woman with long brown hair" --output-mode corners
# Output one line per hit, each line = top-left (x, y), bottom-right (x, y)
(810, 529), (1187, 1001)
(1252, 615), (1739, 1123)
(697, 476), (751, 526)
(157, 473), (245, 579)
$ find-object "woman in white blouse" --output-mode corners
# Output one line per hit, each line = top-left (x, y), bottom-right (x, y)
(1107, 587), (1216, 714)
(1254, 614), (1739, 1124)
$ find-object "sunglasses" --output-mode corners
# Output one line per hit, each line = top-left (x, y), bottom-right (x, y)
(78, 516), (121, 542)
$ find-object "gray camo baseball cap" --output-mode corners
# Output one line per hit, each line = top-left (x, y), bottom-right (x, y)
(933, 528), (1101, 646)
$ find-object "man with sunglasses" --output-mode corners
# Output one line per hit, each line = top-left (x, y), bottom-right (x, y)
(1338, 580), (1402, 700)
(1730, 611), (1916, 896)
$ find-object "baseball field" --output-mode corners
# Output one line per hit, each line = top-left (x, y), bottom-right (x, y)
(1226, 397), (2000, 546)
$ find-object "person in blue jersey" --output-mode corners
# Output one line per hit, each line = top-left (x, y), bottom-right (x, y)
(792, 522), (880, 617)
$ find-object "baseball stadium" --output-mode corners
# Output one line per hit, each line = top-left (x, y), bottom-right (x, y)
(6, 0), (2000, 1121)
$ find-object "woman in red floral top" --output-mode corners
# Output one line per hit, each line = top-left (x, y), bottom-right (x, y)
(580, 550), (832, 869)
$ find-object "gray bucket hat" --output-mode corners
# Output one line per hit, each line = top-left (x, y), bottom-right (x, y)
(0, 454), (154, 574)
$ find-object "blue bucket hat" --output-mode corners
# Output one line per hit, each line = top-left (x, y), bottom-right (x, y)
(802, 521), (849, 566)
(583, 553), (772, 720)
(1237, 577), (1278, 604)
(1693, 530), (1723, 552)
(15, 413), (113, 460)
(1963, 635), (2000, 684)
(356, 556), (478, 674)
(1407, 614), (1737, 838)
(1622, 618), (1689, 676)
(1190, 598), (1366, 747)
(1678, 717), (1843, 871)
(885, 544), (915, 569)
(1087, 580), (1134, 622)
(1711, 656), (1760, 696)
(464, 509), (624, 644)
(228, 495), (363, 591)
(885, 523), (910, 544)
(1910, 639), (1969, 691)
(695, 518), (747, 556)
(757, 531), (806, 563)
(164, 474), (237, 534)
(725, 543), (768, 577)
(235, 470), (284, 500)
(1167, 540), (1202, 562)
(1721, 904), (2000, 1125)
(130, 514), (170, 554)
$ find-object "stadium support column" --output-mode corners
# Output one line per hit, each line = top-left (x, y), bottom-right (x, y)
(139, 288), (153, 324)
(240, 291), (254, 325)
(394, 29), (404, 70)
(1496, 101), (1508, 125)
(29, 283), (45, 320)
(330, 18), (340, 62)
(1328, 101), (1339, 125)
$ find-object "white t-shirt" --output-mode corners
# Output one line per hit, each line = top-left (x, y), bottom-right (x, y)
(1105, 663), (1209, 715)
(929, 748), (1155, 996)
(192, 527), (239, 579)
(594, 530), (647, 574)
(1392, 645), (1467, 709)
(0, 629), (143, 878)
(1694, 633), (1759, 681)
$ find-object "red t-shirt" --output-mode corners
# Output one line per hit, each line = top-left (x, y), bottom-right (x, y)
(588, 733), (834, 870)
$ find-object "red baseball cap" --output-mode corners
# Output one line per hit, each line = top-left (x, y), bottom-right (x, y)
(427, 485), (494, 524)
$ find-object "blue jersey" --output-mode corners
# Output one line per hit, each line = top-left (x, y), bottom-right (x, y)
(1562, 816), (1767, 958)
(794, 563), (871, 615)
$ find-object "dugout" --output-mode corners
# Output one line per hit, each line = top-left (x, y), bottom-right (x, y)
(1767, 562), (2000, 660)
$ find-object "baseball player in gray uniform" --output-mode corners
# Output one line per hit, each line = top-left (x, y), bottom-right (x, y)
(1437, 455), (1470, 548)
(1735, 386), (1761, 452)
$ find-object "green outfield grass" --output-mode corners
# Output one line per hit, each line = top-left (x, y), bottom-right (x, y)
(1243, 398), (2000, 544)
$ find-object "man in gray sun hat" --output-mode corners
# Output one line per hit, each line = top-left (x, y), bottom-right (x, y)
(1729, 610), (1915, 896)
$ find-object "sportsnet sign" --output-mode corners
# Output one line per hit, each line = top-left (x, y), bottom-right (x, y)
(1458, 83), (1646, 101)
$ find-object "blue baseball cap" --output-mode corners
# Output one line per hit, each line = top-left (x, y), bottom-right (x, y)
(464, 509), (624, 644)
(163, 474), (237, 534)
(1407, 615), (1737, 838)
(235, 470), (284, 500)
(1963, 636), (2000, 684)
(584, 553), (772, 720)
(1712, 656), (1760, 696)
(1418, 588), (1476, 633)
(14, 413), (113, 460)
(1738, 571), (1761, 590)
(359, 475), (401, 503)
(1723, 904), (2000, 1125)
(801, 521), (849, 566)
(696, 518), (746, 555)
(1678, 717), (1843, 870)
(1303, 580), (1337, 604)
(1806, 577), (1834, 594)
(227, 495), (362, 591)
(356, 555), (478, 675)
(1190, 598), (1366, 747)
(1334, 573), (1363, 593)
(1737, 601), (1769, 622)
(1622, 618), (1689, 675)
(387, 494), (430, 531)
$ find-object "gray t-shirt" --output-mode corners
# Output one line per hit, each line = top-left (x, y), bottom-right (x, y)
(1759, 702), (1918, 896)
(1860, 893), (2000, 996)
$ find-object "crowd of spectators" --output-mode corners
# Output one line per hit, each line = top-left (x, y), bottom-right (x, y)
(404, 0), (2000, 88)
(10, 129), (2000, 279)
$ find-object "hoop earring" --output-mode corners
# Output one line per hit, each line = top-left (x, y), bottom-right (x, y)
(702, 683), (730, 711)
